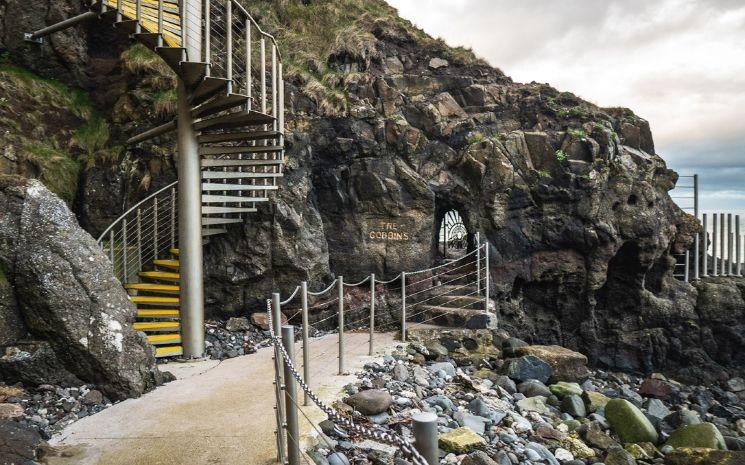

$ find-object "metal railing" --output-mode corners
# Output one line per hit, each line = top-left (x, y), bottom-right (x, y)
(672, 175), (744, 281)
(268, 234), (492, 465)
(97, 182), (178, 284)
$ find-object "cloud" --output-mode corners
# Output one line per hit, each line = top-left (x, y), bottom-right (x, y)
(386, 0), (745, 203)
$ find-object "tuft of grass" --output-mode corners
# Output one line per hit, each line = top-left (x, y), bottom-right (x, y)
(537, 169), (551, 178)
(568, 128), (587, 139)
(555, 149), (568, 163)
(23, 141), (80, 203)
(152, 89), (178, 117)
(71, 115), (120, 168)
(466, 133), (484, 145)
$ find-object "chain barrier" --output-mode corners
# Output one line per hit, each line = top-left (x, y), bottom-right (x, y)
(267, 299), (430, 465)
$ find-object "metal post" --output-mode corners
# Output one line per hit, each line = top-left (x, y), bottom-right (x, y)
(153, 198), (159, 258)
(137, 209), (142, 271)
(737, 216), (742, 276)
(24, 11), (97, 42)
(684, 250), (690, 282)
(484, 240), (490, 314)
(135, 0), (142, 33)
(272, 45), (278, 121)
(476, 232), (481, 296)
(226, 0), (233, 94)
(694, 174), (700, 280)
(401, 272), (407, 342)
(369, 273), (375, 356)
(301, 282), (310, 406)
(170, 188), (176, 249)
(728, 214), (734, 275)
(412, 412), (439, 465)
(109, 229), (115, 266)
(177, 82), (205, 358)
(270, 299), (286, 465)
(721, 213), (726, 275)
(122, 219), (128, 283)
(338, 276), (344, 375)
(246, 20), (252, 102)
(702, 213), (708, 277)
(260, 38), (267, 114)
(282, 326), (300, 465)
(204, 0), (211, 75)
(713, 214), (718, 276)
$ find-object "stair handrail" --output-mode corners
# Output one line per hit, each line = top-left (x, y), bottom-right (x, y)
(97, 181), (178, 243)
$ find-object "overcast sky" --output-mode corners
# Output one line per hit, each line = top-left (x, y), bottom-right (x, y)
(386, 0), (745, 217)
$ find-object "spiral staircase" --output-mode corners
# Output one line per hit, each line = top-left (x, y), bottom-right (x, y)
(27, 0), (285, 357)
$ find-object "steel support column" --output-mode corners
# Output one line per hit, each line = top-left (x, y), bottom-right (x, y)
(177, 82), (205, 358)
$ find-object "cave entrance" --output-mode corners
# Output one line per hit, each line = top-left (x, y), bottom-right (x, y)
(438, 210), (468, 260)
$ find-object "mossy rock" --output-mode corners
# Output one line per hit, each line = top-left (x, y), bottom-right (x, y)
(472, 368), (499, 382)
(605, 398), (658, 444)
(665, 423), (727, 450)
(560, 435), (596, 459)
(582, 390), (610, 412)
(664, 448), (745, 465)
(438, 427), (486, 454)
(550, 381), (582, 398)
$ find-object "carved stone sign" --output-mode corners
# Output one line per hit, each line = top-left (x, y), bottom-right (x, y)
(366, 218), (413, 241)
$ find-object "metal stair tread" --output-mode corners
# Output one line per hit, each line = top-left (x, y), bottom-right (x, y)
(180, 61), (208, 87)
(139, 271), (180, 281)
(202, 228), (228, 236)
(192, 93), (249, 119)
(155, 46), (185, 69)
(197, 130), (280, 144)
(147, 333), (182, 344)
(169, 248), (179, 255)
(202, 194), (269, 203)
(201, 171), (282, 179)
(201, 183), (279, 191)
(419, 305), (484, 314)
(193, 110), (274, 131)
(190, 77), (231, 106)
(201, 158), (283, 168)
(134, 321), (180, 331)
(153, 259), (180, 269)
(202, 206), (258, 214)
(130, 296), (180, 305)
(199, 144), (283, 156)
(137, 309), (180, 318)
(202, 217), (243, 225)
(155, 345), (183, 357)
(124, 283), (180, 292)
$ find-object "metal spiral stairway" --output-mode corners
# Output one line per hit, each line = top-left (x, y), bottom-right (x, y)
(48, 0), (289, 357)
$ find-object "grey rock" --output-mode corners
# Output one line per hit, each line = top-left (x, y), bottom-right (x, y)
(643, 398), (670, 421)
(727, 377), (745, 392)
(506, 356), (552, 384)
(461, 450), (497, 465)
(345, 390), (392, 415)
(423, 395), (455, 411)
(428, 362), (456, 377)
(392, 364), (409, 382)
(664, 409), (702, 428)
(561, 395), (587, 418)
(494, 375), (517, 394)
(526, 442), (560, 465)
(518, 379), (551, 397)
(225, 317), (251, 332)
(468, 398), (492, 417)
(327, 452), (350, 465)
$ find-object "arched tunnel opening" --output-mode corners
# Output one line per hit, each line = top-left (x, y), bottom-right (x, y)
(436, 209), (469, 261)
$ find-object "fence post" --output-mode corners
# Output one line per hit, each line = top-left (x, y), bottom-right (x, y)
(713, 214), (718, 276)
(369, 273), (375, 356)
(301, 281), (310, 406)
(412, 412), (439, 465)
(338, 276), (344, 375)
(728, 214), (734, 276)
(693, 174), (699, 280)
(282, 325), (300, 465)
(122, 218), (128, 283)
(684, 250), (690, 282)
(721, 213), (726, 275)
(270, 297), (286, 465)
(476, 231), (481, 296)
(484, 240), (490, 314)
(401, 272), (407, 342)
(737, 216), (742, 277)
(702, 213), (708, 277)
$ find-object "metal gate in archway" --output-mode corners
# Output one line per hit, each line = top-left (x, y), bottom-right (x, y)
(439, 210), (467, 258)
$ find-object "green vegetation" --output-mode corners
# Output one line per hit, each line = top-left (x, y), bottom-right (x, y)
(537, 169), (551, 178)
(466, 133), (484, 145)
(248, 0), (481, 116)
(0, 61), (117, 202)
(122, 44), (177, 117)
(555, 149), (568, 163)
(568, 128), (586, 139)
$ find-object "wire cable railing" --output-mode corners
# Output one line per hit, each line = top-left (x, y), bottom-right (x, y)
(96, 181), (178, 284)
(268, 233), (494, 464)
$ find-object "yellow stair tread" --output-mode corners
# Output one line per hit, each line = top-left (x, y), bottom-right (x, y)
(153, 259), (180, 269)
(137, 309), (180, 317)
(170, 248), (179, 255)
(135, 321), (180, 331)
(130, 296), (180, 304)
(147, 333), (182, 344)
(155, 346), (183, 358)
(124, 283), (180, 292)
(139, 271), (180, 280)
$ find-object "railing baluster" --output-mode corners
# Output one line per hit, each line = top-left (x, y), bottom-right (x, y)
(204, 0), (211, 75)
(260, 38), (267, 114)
(338, 276), (344, 375)
(702, 213), (708, 277)
(137, 209), (143, 272)
(135, 0), (142, 33)
(721, 213), (726, 275)
(153, 198), (159, 259)
(476, 232), (481, 296)
(122, 219), (129, 283)
(401, 272), (407, 342)
(737, 215), (742, 276)
(713, 214), (718, 276)
(226, 0), (233, 94)
(728, 214), (734, 275)
(109, 229), (115, 270)
(301, 281), (309, 406)
(170, 188), (176, 249)
(272, 44), (277, 123)
(157, 0), (164, 47)
(369, 273), (375, 356)
(116, 0), (122, 22)
(246, 20), (252, 110)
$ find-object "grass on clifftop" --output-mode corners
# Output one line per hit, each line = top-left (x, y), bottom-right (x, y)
(0, 60), (116, 202)
(247, 0), (481, 116)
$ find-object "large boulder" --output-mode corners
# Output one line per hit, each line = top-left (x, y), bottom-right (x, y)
(0, 176), (163, 400)
(513, 345), (590, 381)
(665, 423), (727, 450)
(344, 389), (392, 415)
(604, 398), (659, 444)
(664, 448), (745, 465)
(438, 427), (486, 454)
(506, 355), (553, 383)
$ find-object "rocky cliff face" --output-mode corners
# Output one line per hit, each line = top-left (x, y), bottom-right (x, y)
(0, 0), (741, 383)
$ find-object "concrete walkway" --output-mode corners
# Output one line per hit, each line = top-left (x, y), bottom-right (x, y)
(47, 331), (399, 465)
